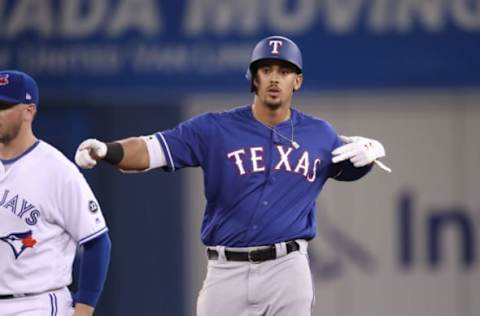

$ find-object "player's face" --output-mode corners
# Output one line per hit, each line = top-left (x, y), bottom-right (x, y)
(0, 102), (27, 144)
(254, 60), (303, 110)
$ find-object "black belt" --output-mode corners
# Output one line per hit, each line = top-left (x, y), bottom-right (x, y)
(0, 293), (35, 299)
(0, 287), (63, 299)
(207, 240), (300, 263)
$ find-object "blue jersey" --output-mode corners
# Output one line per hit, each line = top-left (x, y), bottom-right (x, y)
(157, 105), (349, 247)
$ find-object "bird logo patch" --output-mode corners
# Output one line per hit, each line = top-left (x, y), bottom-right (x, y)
(0, 231), (37, 259)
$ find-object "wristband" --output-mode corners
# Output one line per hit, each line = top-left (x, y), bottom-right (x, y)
(103, 142), (124, 165)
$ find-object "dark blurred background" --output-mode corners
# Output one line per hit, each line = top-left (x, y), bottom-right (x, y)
(2, 1), (480, 315)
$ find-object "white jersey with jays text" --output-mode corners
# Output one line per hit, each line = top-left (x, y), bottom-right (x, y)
(0, 140), (108, 295)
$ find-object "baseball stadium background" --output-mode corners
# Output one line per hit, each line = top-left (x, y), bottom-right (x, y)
(2, 0), (480, 315)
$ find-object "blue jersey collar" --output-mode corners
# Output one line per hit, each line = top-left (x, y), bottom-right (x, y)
(247, 105), (299, 128)
(1, 140), (40, 164)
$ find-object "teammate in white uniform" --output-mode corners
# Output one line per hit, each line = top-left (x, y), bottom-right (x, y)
(0, 70), (111, 316)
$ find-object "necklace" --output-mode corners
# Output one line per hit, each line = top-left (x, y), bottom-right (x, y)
(258, 116), (300, 149)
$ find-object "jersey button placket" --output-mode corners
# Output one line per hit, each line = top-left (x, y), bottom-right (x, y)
(248, 132), (273, 236)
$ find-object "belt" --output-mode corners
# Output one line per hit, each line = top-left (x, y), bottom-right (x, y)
(207, 240), (300, 263)
(0, 287), (63, 300)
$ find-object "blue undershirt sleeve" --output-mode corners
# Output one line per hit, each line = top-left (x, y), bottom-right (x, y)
(75, 232), (111, 308)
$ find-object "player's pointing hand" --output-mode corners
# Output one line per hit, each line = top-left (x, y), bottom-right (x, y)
(75, 139), (107, 169)
(332, 135), (388, 169)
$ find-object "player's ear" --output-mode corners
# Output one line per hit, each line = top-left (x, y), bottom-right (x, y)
(23, 104), (37, 122)
(293, 73), (303, 91)
(253, 75), (260, 92)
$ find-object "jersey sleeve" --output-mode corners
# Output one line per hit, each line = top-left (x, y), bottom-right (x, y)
(332, 134), (343, 151)
(327, 128), (373, 181)
(58, 169), (108, 245)
(319, 120), (344, 155)
(155, 113), (211, 172)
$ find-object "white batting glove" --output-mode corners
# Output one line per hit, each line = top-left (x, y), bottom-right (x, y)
(75, 139), (107, 169)
(332, 136), (390, 171)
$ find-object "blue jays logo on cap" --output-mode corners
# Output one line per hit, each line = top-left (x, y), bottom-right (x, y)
(0, 230), (37, 259)
(0, 70), (39, 106)
(0, 74), (9, 86)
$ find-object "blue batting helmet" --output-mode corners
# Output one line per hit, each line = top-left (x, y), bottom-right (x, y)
(246, 35), (303, 82)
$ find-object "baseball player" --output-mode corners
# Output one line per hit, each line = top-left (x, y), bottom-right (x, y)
(75, 36), (389, 316)
(0, 70), (111, 316)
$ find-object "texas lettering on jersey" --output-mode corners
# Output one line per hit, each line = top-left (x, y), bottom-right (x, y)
(227, 145), (322, 182)
(0, 189), (41, 226)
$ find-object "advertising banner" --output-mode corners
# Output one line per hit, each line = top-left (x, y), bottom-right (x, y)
(1, 0), (479, 96)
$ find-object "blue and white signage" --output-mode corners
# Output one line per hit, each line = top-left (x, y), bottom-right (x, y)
(1, 0), (479, 95)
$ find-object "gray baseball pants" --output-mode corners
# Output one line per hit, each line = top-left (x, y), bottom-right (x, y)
(197, 240), (314, 316)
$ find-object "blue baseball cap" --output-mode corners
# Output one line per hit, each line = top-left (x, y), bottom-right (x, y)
(0, 70), (39, 106)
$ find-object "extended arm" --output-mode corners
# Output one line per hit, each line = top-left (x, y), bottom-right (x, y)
(75, 136), (166, 171)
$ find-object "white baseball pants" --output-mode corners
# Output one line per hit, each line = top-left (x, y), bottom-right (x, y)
(0, 287), (74, 316)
